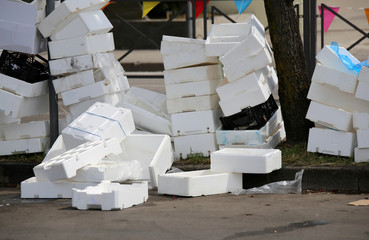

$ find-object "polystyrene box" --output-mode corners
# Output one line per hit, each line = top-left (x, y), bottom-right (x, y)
(62, 102), (135, 149)
(312, 63), (358, 94)
(173, 133), (218, 160)
(48, 32), (115, 59)
(167, 94), (220, 115)
(306, 101), (353, 132)
(50, 10), (112, 41)
(0, 112), (20, 125)
(160, 35), (218, 70)
(307, 127), (357, 157)
(164, 64), (222, 85)
(353, 111), (369, 130)
(52, 70), (95, 94)
(307, 82), (369, 114)
(357, 129), (369, 148)
(354, 148), (369, 163)
(0, 74), (48, 97)
(38, 0), (108, 38)
(21, 177), (98, 199)
(72, 181), (148, 211)
(223, 47), (273, 82)
(3, 121), (49, 141)
(166, 79), (220, 100)
(158, 170), (242, 197)
(94, 69), (129, 92)
(171, 109), (222, 136)
(355, 81), (369, 102)
(358, 66), (369, 83)
(0, 137), (49, 156)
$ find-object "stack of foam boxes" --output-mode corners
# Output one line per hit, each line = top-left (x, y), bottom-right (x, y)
(38, 0), (130, 121)
(205, 14), (285, 149)
(21, 102), (175, 210)
(160, 35), (222, 159)
(306, 45), (369, 161)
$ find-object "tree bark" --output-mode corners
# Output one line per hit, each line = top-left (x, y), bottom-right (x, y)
(264, 0), (313, 143)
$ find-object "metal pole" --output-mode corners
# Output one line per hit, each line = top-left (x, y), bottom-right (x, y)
(203, 0), (207, 40)
(321, 4), (324, 49)
(192, 0), (196, 38)
(303, 0), (316, 80)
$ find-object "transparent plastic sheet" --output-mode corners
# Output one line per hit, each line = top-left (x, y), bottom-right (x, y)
(233, 169), (304, 195)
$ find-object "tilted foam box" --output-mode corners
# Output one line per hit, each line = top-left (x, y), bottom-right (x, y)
(2, 121), (49, 141)
(163, 64), (222, 85)
(52, 70), (95, 94)
(166, 94), (220, 115)
(355, 81), (369, 102)
(357, 129), (369, 148)
(0, 137), (49, 156)
(166, 79), (221, 100)
(353, 111), (369, 130)
(354, 148), (369, 163)
(173, 133), (218, 160)
(0, 74), (48, 97)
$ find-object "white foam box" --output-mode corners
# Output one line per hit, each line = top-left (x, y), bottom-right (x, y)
(72, 181), (148, 211)
(306, 101), (353, 132)
(21, 177), (98, 199)
(2, 121), (49, 141)
(62, 102), (135, 149)
(216, 108), (282, 145)
(357, 129), (369, 148)
(166, 94), (220, 115)
(48, 32), (115, 59)
(223, 47), (273, 82)
(211, 148), (281, 174)
(263, 65), (278, 93)
(34, 138), (122, 182)
(173, 133), (218, 160)
(0, 90), (49, 119)
(354, 147), (369, 163)
(158, 170), (242, 197)
(307, 82), (369, 114)
(0, 137), (49, 156)
(50, 10), (112, 41)
(307, 127), (357, 157)
(0, 112), (20, 125)
(94, 68), (129, 92)
(160, 35), (218, 70)
(166, 79), (220, 100)
(52, 70), (95, 94)
(38, 0), (108, 38)
(171, 109), (222, 136)
(353, 111), (369, 130)
(0, 74), (48, 97)
(312, 63), (358, 94)
(358, 66), (369, 83)
(164, 64), (222, 85)
(316, 45), (360, 76)
(355, 81), (369, 102)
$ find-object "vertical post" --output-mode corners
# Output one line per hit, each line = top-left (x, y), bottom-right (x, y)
(186, 0), (192, 38)
(203, 0), (207, 40)
(303, 0), (317, 80)
(321, 4), (324, 49)
(46, 0), (59, 146)
(192, 0), (196, 38)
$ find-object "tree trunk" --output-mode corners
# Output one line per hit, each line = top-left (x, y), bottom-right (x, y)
(264, 0), (313, 143)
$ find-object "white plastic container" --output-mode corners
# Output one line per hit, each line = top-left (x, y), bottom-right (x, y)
(358, 66), (369, 83)
(171, 109), (222, 136)
(307, 127), (356, 157)
(355, 81), (369, 102)
(357, 129), (369, 148)
(0, 137), (49, 156)
(306, 101), (353, 132)
(166, 79), (220, 100)
(48, 32), (115, 59)
(163, 64), (222, 85)
(166, 94), (220, 115)
(3, 121), (49, 141)
(158, 170), (242, 197)
(353, 111), (369, 130)
(211, 148), (282, 174)
(72, 181), (148, 211)
(354, 148), (369, 163)
(0, 112), (20, 125)
(173, 133), (218, 160)
(52, 70), (95, 94)
(0, 74), (48, 97)
(50, 10), (112, 41)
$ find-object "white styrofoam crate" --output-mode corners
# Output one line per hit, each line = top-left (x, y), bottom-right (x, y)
(38, 0), (108, 37)
(34, 138), (122, 182)
(173, 133), (218, 160)
(0, 74), (48, 97)
(171, 109), (222, 136)
(223, 47), (273, 82)
(72, 181), (148, 211)
(357, 129), (369, 148)
(52, 70), (95, 94)
(21, 177), (98, 199)
(50, 10), (112, 41)
(353, 111), (369, 130)
(306, 101), (353, 132)
(48, 32), (115, 59)
(166, 79), (220, 100)
(355, 81), (369, 102)
(354, 147), (369, 163)
(316, 45), (360, 76)
(163, 64), (222, 85)
(62, 102), (135, 149)
(158, 170), (242, 197)
(307, 82), (369, 114)
(358, 66), (369, 84)
(94, 70), (129, 93)
(262, 65), (278, 93)
(312, 63), (358, 94)
(307, 127), (357, 157)
(166, 94), (220, 115)
(0, 137), (49, 156)
(43, 135), (67, 163)
(0, 112), (20, 125)
(3, 121), (49, 141)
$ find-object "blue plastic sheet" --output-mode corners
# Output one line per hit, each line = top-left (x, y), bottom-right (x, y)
(330, 41), (369, 73)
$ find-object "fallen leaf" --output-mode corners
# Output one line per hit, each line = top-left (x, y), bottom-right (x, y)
(347, 199), (369, 206)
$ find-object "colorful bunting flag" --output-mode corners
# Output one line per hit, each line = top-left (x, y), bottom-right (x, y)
(365, 8), (369, 25)
(142, 1), (160, 19)
(191, 0), (209, 19)
(318, 6), (340, 33)
(234, 0), (252, 15)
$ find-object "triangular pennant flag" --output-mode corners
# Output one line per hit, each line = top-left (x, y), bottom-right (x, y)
(365, 8), (369, 25)
(101, 1), (116, 10)
(234, 0), (252, 15)
(142, 1), (160, 19)
(193, 0), (209, 19)
(318, 6), (340, 32)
